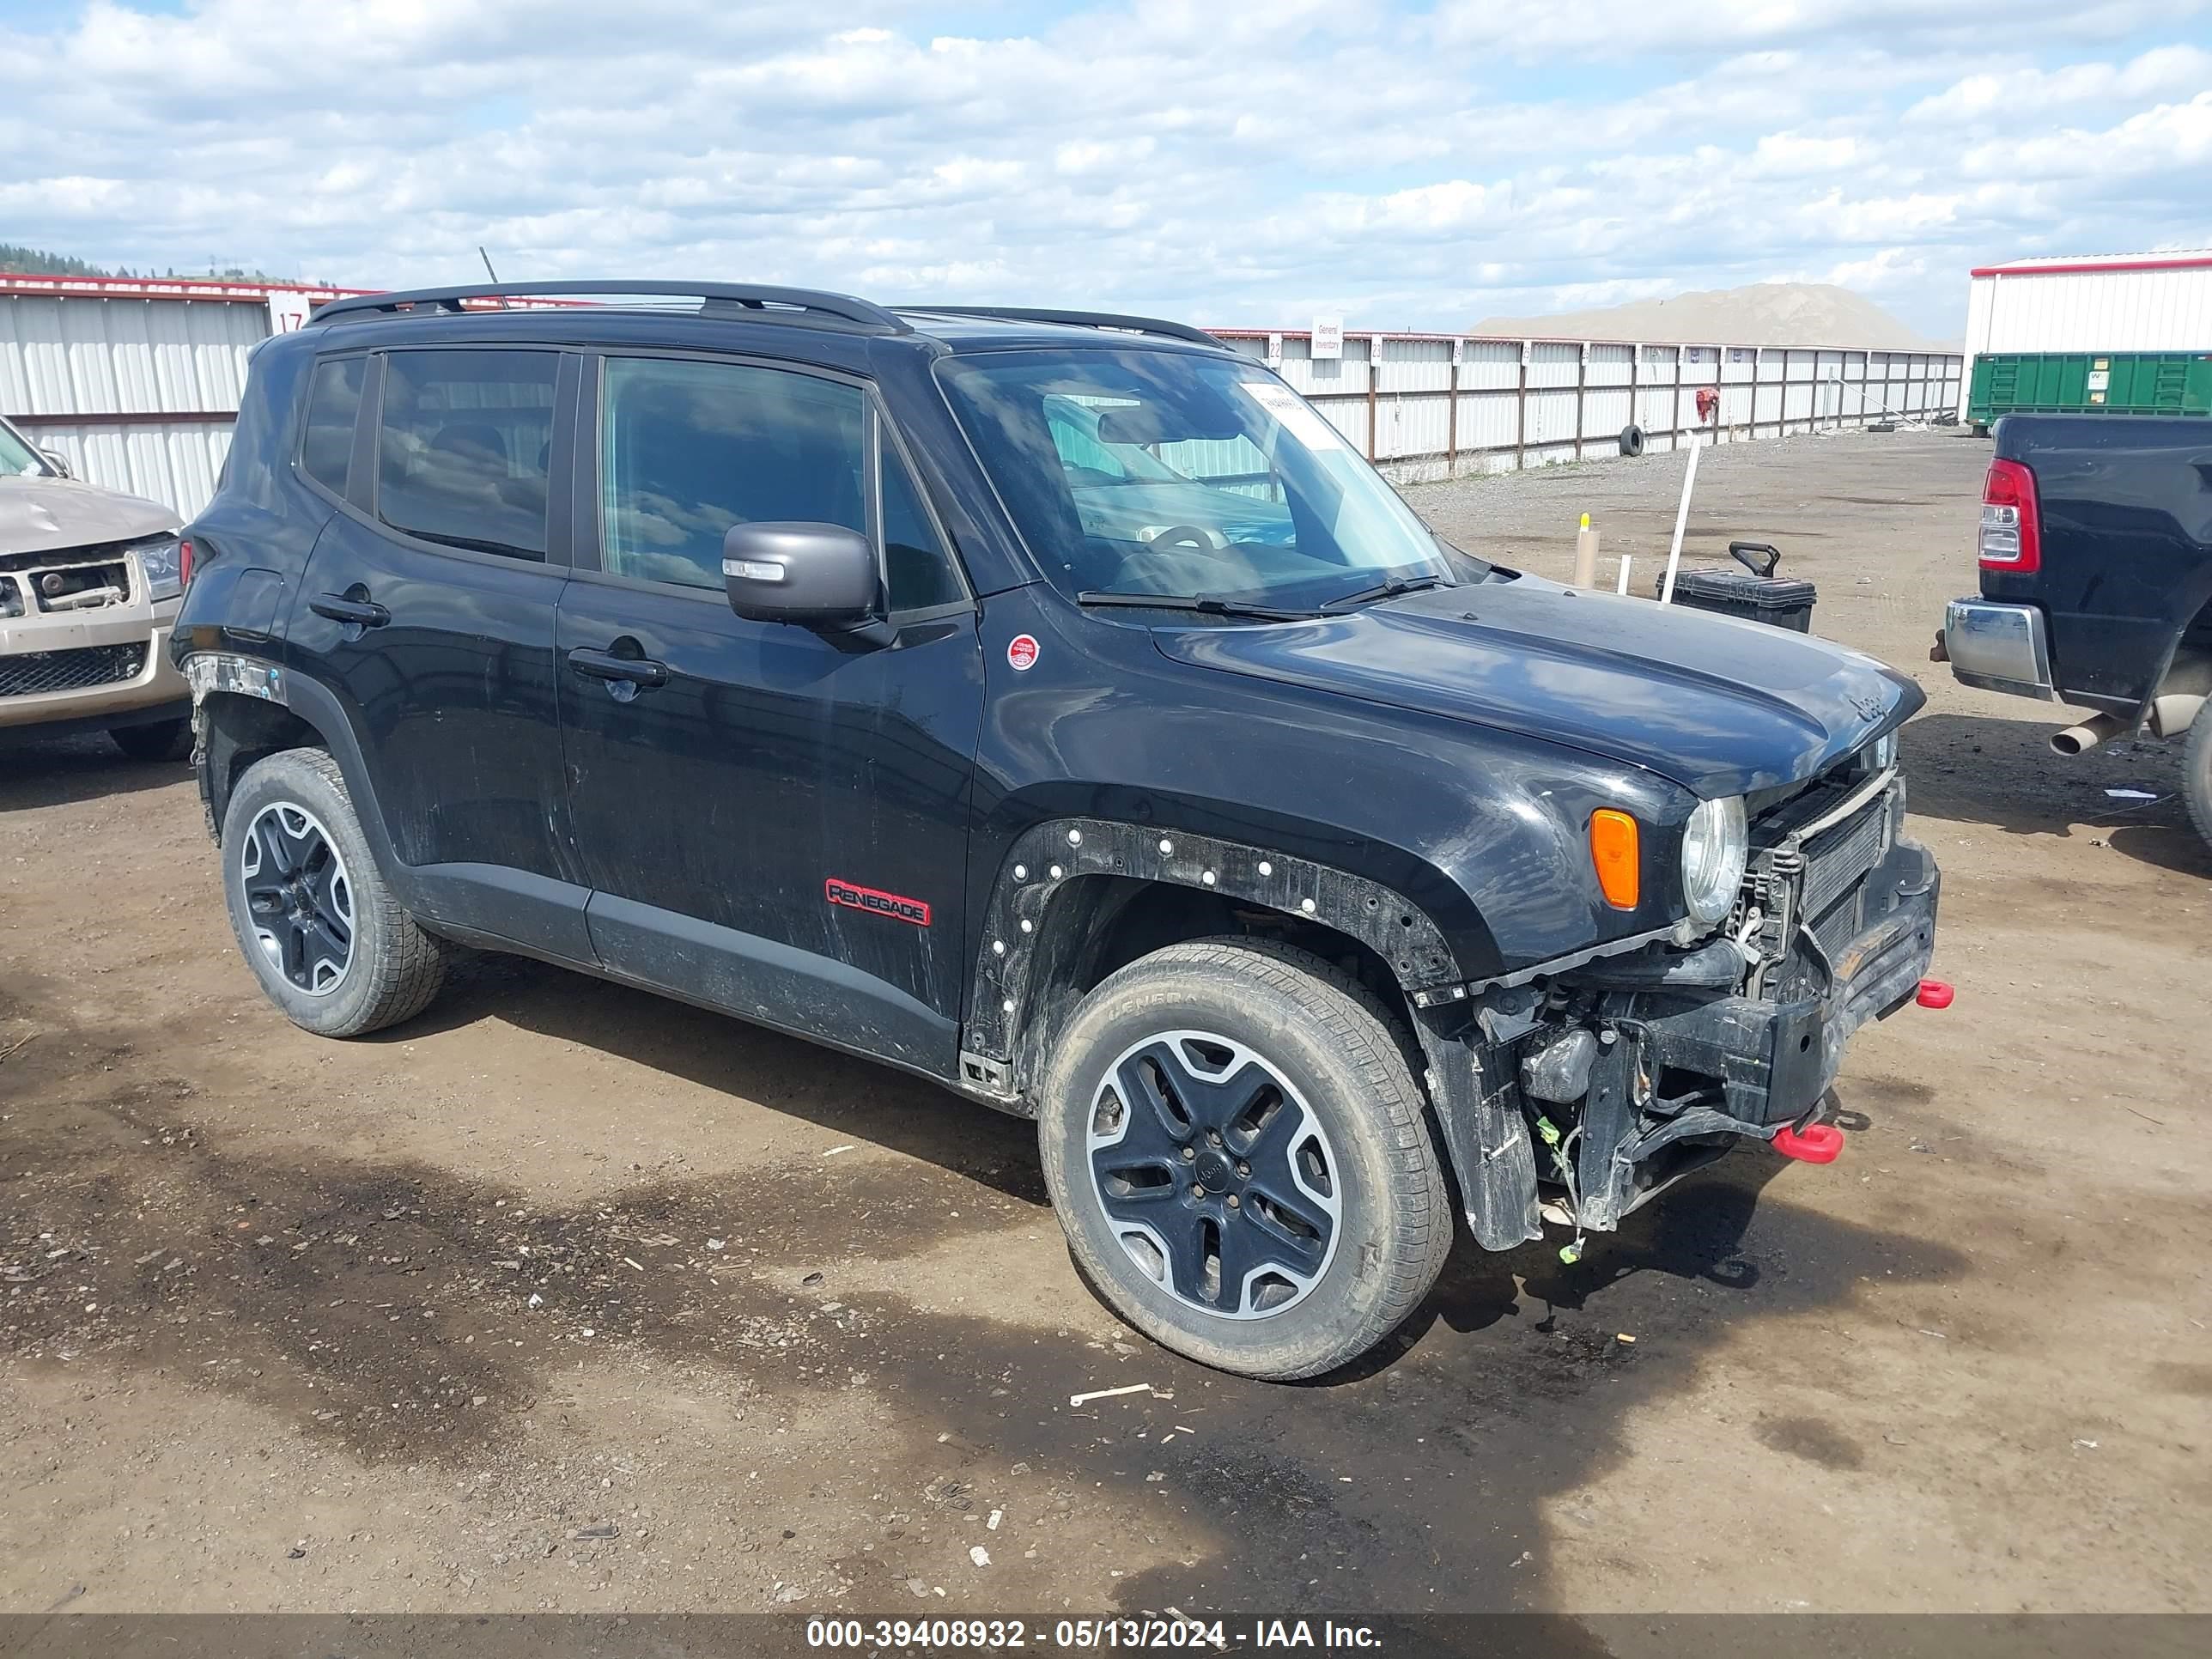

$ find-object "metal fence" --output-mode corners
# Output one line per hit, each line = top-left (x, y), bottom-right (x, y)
(1209, 331), (1965, 484)
(0, 275), (350, 516)
(3, 274), (1965, 516)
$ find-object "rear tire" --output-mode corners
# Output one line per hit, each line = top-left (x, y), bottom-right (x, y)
(219, 747), (447, 1037)
(109, 717), (191, 763)
(2185, 710), (2212, 854)
(1037, 939), (1452, 1380)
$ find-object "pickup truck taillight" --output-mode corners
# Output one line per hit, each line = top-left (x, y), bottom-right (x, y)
(1979, 459), (2041, 574)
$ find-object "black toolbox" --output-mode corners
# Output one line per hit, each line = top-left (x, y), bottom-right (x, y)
(1658, 541), (1816, 632)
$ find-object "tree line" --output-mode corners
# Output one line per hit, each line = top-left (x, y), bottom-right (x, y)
(1, 244), (321, 284)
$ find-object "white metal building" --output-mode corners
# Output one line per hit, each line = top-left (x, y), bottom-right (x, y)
(1212, 331), (1960, 484)
(1960, 251), (2212, 417)
(3, 270), (1966, 514)
(0, 273), (356, 518)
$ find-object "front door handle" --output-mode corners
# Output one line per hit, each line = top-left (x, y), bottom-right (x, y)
(309, 592), (389, 629)
(567, 646), (668, 692)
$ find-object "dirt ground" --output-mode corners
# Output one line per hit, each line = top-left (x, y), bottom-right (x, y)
(3, 430), (2207, 1630)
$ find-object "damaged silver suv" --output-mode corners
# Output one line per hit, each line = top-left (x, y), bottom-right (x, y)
(1, 411), (192, 760)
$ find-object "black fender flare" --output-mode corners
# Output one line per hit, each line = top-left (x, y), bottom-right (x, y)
(186, 653), (407, 900)
(962, 817), (1542, 1250)
(964, 816), (1462, 1065)
(191, 659), (594, 962)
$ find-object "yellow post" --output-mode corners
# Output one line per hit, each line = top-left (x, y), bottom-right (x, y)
(1572, 512), (1601, 589)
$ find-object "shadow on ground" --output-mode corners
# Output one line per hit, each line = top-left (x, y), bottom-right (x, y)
(1903, 711), (2209, 873)
(378, 951), (1051, 1208)
(0, 732), (194, 813)
(3, 964), (1971, 1633)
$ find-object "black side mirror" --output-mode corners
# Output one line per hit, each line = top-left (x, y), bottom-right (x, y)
(722, 522), (881, 628)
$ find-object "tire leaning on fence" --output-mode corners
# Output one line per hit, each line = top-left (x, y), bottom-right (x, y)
(1618, 423), (1647, 458)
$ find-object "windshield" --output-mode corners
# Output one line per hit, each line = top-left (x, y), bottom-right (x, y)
(0, 418), (47, 477)
(937, 348), (1455, 607)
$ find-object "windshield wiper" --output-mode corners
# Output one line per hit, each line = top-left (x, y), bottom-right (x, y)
(1077, 590), (1322, 623)
(1321, 574), (1449, 611)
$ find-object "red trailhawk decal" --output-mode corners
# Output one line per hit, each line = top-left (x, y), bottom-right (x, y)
(825, 878), (932, 927)
(1006, 634), (1040, 671)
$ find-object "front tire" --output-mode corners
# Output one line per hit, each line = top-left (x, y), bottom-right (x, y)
(2185, 710), (2212, 854)
(219, 747), (447, 1037)
(1038, 939), (1452, 1380)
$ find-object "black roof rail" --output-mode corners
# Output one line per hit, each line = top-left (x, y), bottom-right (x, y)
(312, 281), (912, 335)
(900, 306), (1224, 350)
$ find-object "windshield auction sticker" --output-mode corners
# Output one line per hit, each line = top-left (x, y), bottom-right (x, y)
(1241, 380), (1348, 452)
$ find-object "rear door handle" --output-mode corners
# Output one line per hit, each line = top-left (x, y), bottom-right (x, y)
(308, 592), (389, 628)
(567, 647), (667, 689)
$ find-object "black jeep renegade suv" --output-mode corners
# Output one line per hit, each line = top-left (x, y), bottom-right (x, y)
(173, 282), (1940, 1379)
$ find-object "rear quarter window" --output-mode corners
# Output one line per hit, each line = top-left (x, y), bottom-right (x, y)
(299, 356), (365, 496)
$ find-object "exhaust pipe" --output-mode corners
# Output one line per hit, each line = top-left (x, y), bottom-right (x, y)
(2051, 714), (2126, 757)
(2150, 693), (2207, 740)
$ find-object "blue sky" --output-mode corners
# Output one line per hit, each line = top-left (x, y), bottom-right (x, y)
(2, 0), (2207, 337)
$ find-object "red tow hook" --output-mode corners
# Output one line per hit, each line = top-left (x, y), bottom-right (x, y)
(1772, 1121), (1844, 1164)
(1775, 985), (1949, 1165)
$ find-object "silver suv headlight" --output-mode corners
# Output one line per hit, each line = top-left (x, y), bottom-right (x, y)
(137, 534), (186, 602)
(1680, 795), (1748, 926)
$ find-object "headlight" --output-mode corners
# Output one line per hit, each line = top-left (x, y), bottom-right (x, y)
(1680, 795), (1748, 926)
(1874, 729), (1899, 772)
(137, 534), (188, 602)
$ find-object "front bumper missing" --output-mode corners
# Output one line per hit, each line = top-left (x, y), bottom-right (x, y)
(1566, 836), (1939, 1231)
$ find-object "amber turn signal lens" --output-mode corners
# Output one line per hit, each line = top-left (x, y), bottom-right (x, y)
(1589, 809), (1640, 909)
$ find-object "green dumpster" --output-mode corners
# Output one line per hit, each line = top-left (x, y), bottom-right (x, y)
(1968, 351), (2212, 425)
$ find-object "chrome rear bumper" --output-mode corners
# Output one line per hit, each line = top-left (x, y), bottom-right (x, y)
(1943, 597), (2055, 701)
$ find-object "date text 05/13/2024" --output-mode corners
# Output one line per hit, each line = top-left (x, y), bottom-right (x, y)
(804, 1616), (1382, 1649)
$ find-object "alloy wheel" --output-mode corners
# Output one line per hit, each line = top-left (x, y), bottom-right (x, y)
(1086, 1030), (1342, 1319)
(239, 800), (355, 997)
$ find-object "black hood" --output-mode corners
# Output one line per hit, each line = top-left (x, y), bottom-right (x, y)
(1151, 575), (1922, 797)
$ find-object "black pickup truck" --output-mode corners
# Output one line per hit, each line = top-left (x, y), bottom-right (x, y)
(173, 282), (1944, 1379)
(1942, 416), (2212, 848)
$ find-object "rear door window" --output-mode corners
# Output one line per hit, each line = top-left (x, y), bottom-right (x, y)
(375, 349), (558, 561)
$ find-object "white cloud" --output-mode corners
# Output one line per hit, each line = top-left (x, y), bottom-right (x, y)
(1054, 138), (1157, 176)
(1436, 0), (2210, 56)
(1, 1), (2208, 339)
(1746, 134), (1863, 179)
(1905, 45), (2212, 123)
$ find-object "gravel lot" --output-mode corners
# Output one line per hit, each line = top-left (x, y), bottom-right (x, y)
(3, 429), (2207, 1625)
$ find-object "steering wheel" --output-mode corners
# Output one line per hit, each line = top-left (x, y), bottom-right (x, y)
(1146, 526), (1216, 551)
